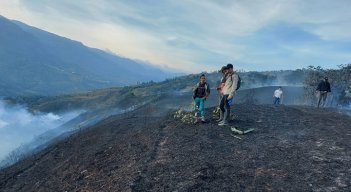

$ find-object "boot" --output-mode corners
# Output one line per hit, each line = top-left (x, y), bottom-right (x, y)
(216, 110), (224, 122)
(194, 117), (201, 124)
(218, 107), (230, 126)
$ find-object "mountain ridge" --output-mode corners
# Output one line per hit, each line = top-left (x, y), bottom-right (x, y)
(0, 15), (174, 96)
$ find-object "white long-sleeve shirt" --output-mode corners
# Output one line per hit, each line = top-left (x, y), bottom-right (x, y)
(274, 89), (283, 98)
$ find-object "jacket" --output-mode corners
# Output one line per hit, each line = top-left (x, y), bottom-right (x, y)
(222, 73), (238, 98)
(316, 80), (331, 92)
(193, 82), (210, 98)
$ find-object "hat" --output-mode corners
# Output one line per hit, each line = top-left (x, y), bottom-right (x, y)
(219, 66), (228, 72)
(226, 63), (233, 69)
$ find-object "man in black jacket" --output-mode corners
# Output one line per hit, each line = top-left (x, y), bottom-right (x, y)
(316, 77), (331, 108)
(193, 74), (211, 123)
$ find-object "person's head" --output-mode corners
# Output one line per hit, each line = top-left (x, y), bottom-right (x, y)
(199, 74), (206, 83)
(324, 77), (328, 81)
(226, 63), (234, 73)
(219, 66), (229, 74)
(279, 86), (282, 90)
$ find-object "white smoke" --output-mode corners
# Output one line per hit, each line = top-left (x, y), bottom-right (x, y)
(0, 101), (81, 163)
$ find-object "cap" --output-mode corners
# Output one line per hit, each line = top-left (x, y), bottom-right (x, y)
(226, 63), (233, 69)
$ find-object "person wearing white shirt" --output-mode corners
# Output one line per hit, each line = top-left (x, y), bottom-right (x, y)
(273, 87), (283, 105)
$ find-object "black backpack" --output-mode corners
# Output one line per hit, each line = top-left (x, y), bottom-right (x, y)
(236, 76), (241, 91)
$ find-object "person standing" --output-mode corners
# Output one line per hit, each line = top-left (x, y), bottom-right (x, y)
(193, 74), (211, 123)
(316, 77), (331, 108)
(218, 64), (239, 126)
(216, 66), (229, 122)
(273, 87), (283, 105)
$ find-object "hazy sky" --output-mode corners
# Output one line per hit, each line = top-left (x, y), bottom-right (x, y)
(1, 0), (350, 73)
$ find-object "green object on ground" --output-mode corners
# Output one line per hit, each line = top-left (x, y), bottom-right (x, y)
(231, 127), (255, 135)
(231, 134), (242, 140)
(243, 128), (255, 134)
(231, 127), (243, 134)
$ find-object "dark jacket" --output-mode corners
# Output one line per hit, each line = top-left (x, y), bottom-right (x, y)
(193, 82), (210, 98)
(316, 80), (331, 92)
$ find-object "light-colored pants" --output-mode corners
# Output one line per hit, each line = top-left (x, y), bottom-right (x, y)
(317, 91), (328, 108)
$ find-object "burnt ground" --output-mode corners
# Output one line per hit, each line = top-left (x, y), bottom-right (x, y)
(0, 104), (351, 191)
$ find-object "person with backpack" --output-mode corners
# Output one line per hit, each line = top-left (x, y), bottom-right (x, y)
(216, 66), (229, 122)
(218, 64), (239, 126)
(193, 74), (211, 123)
(316, 77), (331, 108)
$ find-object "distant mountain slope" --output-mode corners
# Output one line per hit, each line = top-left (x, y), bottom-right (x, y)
(0, 15), (173, 96)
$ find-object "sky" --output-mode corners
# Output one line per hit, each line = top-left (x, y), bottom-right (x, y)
(0, 0), (350, 73)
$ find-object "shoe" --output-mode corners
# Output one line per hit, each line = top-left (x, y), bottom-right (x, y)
(201, 116), (206, 123)
(218, 121), (229, 126)
(194, 117), (201, 124)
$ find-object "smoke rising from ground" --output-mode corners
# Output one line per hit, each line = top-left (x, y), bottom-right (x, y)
(0, 101), (81, 163)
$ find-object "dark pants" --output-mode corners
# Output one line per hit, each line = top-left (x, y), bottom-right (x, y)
(274, 97), (280, 105)
(219, 95), (230, 123)
(317, 91), (328, 108)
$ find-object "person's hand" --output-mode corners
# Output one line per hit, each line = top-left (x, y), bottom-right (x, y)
(227, 95), (233, 100)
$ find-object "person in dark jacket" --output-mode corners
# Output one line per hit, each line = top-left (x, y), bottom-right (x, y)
(193, 74), (210, 123)
(316, 77), (331, 108)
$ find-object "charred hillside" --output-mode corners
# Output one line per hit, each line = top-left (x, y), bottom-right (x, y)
(1, 104), (351, 191)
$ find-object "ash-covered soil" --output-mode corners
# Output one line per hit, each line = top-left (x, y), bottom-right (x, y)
(1, 104), (351, 191)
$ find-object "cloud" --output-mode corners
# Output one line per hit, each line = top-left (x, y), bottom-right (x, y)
(0, 0), (350, 72)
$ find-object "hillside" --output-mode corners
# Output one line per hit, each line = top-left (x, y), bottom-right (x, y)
(1, 104), (350, 191)
(4, 65), (306, 114)
(0, 15), (172, 96)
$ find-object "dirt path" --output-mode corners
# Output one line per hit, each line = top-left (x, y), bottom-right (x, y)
(1, 104), (351, 191)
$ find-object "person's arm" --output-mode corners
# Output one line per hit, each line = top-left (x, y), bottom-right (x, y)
(203, 83), (210, 99)
(192, 83), (198, 100)
(316, 81), (322, 91)
(228, 74), (238, 99)
(217, 78), (223, 92)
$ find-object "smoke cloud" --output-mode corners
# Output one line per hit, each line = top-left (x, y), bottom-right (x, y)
(0, 101), (81, 163)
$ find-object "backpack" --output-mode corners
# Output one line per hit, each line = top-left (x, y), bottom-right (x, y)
(236, 76), (241, 91)
(230, 74), (241, 91)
